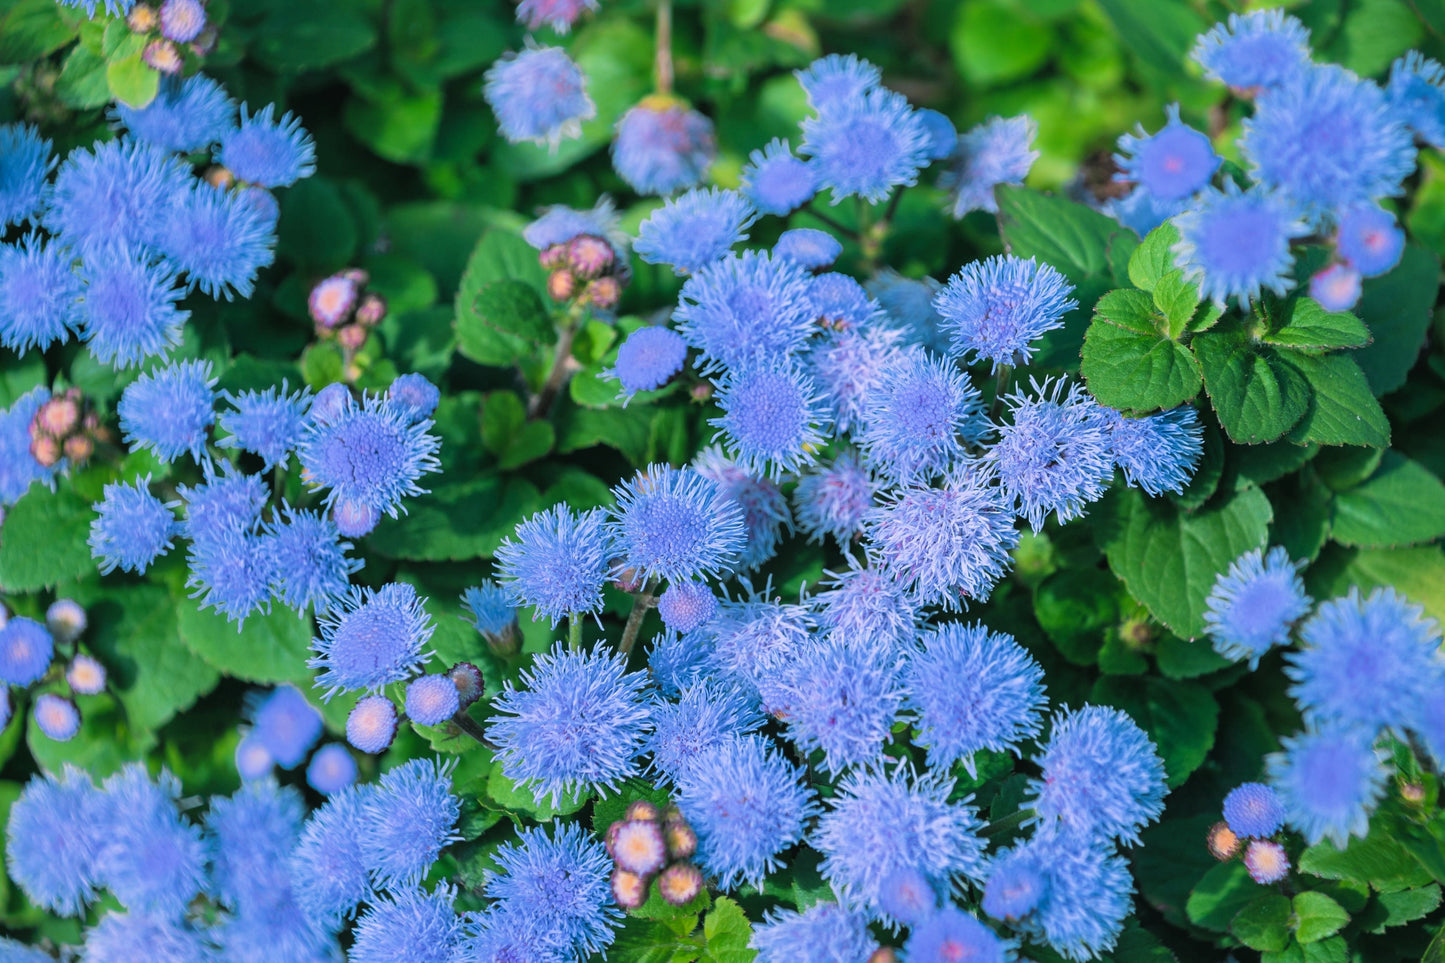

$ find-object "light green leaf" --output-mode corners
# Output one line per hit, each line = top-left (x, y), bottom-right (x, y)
(1186, 861), (1257, 931)
(1293, 891), (1349, 943)
(105, 52), (158, 109)
(0, 0), (77, 65)
(175, 596), (314, 686)
(1152, 269), (1201, 340)
(1330, 453), (1445, 548)
(1231, 892), (1293, 952)
(1308, 544), (1445, 626)
(996, 184), (1131, 285)
(1299, 831), (1435, 894)
(1367, 884), (1442, 932)
(1263, 299), (1370, 351)
(1081, 319), (1201, 413)
(702, 896), (755, 963)
(1128, 222), (1181, 293)
(0, 488), (96, 593)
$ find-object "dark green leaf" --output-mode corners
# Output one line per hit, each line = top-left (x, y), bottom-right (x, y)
(1330, 452), (1445, 548)
(557, 403), (654, 465)
(1231, 892), (1293, 952)
(1281, 352), (1391, 449)
(1186, 861), (1257, 931)
(480, 391), (555, 469)
(277, 178), (359, 274)
(0, 488), (96, 593)
(996, 184), (1130, 285)
(1263, 299), (1370, 351)
(370, 476), (543, 562)
(1033, 568), (1118, 665)
(252, 0), (377, 71)
(1366, 884), (1442, 932)
(1299, 830), (1436, 893)
(1271, 469), (1333, 563)
(457, 280), (555, 368)
(56, 43), (110, 109)
(0, 0), (76, 65)
(1229, 439), (1318, 490)
(1195, 329), (1310, 444)
(175, 596), (314, 686)
(1353, 245), (1440, 395)
(1091, 675), (1218, 787)
(609, 918), (694, 963)
(1313, 447), (1383, 492)
(1293, 891), (1349, 943)
(1154, 632), (1232, 679)
(1081, 319), (1201, 413)
(343, 83), (442, 165)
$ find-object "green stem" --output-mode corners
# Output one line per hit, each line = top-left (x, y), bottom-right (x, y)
(989, 363), (1013, 423)
(528, 310), (582, 420)
(804, 202), (857, 238)
(568, 615), (583, 652)
(981, 807), (1033, 838)
(617, 578), (660, 655)
(451, 708), (495, 749)
(654, 0), (673, 95)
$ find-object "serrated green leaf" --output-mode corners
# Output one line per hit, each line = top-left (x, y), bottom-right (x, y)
(1186, 861), (1257, 931)
(1128, 222), (1181, 293)
(996, 184), (1130, 285)
(1151, 269), (1201, 340)
(1091, 675), (1217, 786)
(1195, 330), (1311, 444)
(175, 596), (313, 686)
(457, 279), (554, 367)
(1330, 452), (1445, 548)
(1231, 892), (1292, 951)
(0, 488), (97, 593)
(105, 52), (158, 108)
(702, 896), (755, 963)
(484, 763), (590, 821)
(1367, 884), (1442, 932)
(299, 341), (346, 390)
(1081, 320), (1201, 412)
(1299, 827), (1435, 893)
(1293, 891), (1349, 943)
(369, 476), (542, 562)
(1280, 351), (1391, 449)
(1353, 244), (1440, 395)
(1263, 300), (1369, 352)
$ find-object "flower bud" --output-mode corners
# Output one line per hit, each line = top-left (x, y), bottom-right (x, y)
(204, 165), (235, 190)
(36, 395), (80, 437)
(689, 381), (714, 403)
(1243, 839), (1290, 884)
(625, 800), (662, 823)
(547, 269), (576, 302)
(868, 949), (900, 963)
(159, 0), (207, 44)
(126, 3), (158, 33)
(581, 275), (621, 311)
(337, 323), (368, 352)
(341, 268), (370, 286)
(354, 292), (387, 327)
(309, 274), (359, 329)
(346, 695), (398, 754)
(610, 867), (649, 910)
(448, 662), (484, 709)
(333, 499), (380, 538)
(66, 654), (107, 695)
(46, 599), (87, 645)
(1401, 782), (1427, 805)
(29, 433), (61, 468)
(611, 819), (667, 876)
(539, 244), (569, 271)
(34, 695), (80, 742)
(63, 433), (95, 465)
(142, 39), (183, 74)
(1207, 821), (1240, 861)
(656, 862), (703, 906)
(567, 234), (614, 279)
(663, 816), (696, 861)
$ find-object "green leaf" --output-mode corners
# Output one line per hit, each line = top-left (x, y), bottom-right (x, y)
(1152, 269), (1202, 340)
(1032, 568), (1118, 666)
(1308, 543), (1445, 626)
(175, 596), (313, 686)
(1097, 486), (1273, 639)
(1366, 884), (1442, 932)
(343, 84), (443, 165)
(701, 896), (755, 963)
(1128, 223), (1181, 293)
(0, 488), (96, 592)
(1231, 892), (1293, 952)
(1281, 352), (1391, 448)
(105, 52), (158, 109)
(1271, 469), (1333, 563)
(277, 178), (359, 274)
(56, 43), (111, 109)
(1154, 632), (1232, 679)
(1293, 891), (1350, 943)
(457, 280), (555, 367)
(996, 184), (1130, 285)
(1195, 329), (1311, 444)
(252, 0), (377, 71)
(26, 693), (150, 779)
(949, 0), (1052, 87)
(1353, 245), (1442, 395)
(0, 0), (77, 65)
(484, 763), (590, 821)
(1330, 452), (1445, 548)
(1081, 315), (1201, 413)
(370, 476), (542, 562)
(1186, 861), (1257, 931)
(556, 403), (654, 465)
(1263, 299), (1370, 351)
(1091, 675), (1218, 787)
(609, 918), (695, 963)
(1299, 828), (1436, 893)
(1094, 0), (1205, 67)
(480, 391), (555, 469)
(299, 342), (346, 390)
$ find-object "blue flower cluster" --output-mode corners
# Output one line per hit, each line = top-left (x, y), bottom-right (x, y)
(0, 599), (105, 745)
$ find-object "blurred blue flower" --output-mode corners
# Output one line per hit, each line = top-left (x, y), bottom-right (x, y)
(524, 197), (626, 254)
(751, 902), (879, 963)
(868, 269), (948, 353)
(612, 97), (715, 196)
(89, 476), (180, 575)
(1006, 831), (1134, 962)
(156, 181), (276, 300)
(1104, 185), (1189, 238)
(516, 0), (598, 33)
(95, 764), (207, 916)
(644, 681), (763, 785)
(360, 757), (460, 889)
(774, 227), (840, 269)
(648, 628), (710, 698)
(1191, 9), (1312, 94)
(635, 187), (756, 275)
(795, 54), (881, 113)
(307, 744), (357, 796)
(608, 463), (746, 583)
(83, 913), (211, 963)
(347, 694), (399, 754)
(711, 361), (829, 480)
(1102, 405), (1204, 497)
(46, 139), (190, 254)
(298, 392), (442, 520)
(351, 885), (463, 963)
(462, 581), (515, 635)
(794, 452), (876, 545)
(801, 87), (929, 205)
(916, 108), (958, 160)
(877, 866), (937, 926)
(496, 505), (611, 626)
(219, 104), (316, 188)
(118, 358), (217, 463)
(1311, 263), (1363, 312)
(940, 115), (1038, 218)
(310, 582), (434, 699)
(389, 372), (441, 422)
(708, 592), (814, 697)
(205, 780), (304, 911)
(486, 821), (620, 958)
(807, 272), (879, 326)
(245, 685), (323, 770)
(674, 250), (816, 374)
(741, 139), (817, 216)
(0, 123), (51, 228)
(1387, 51), (1445, 148)
(609, 325), (687, 398)
(33, 694), (80, 741)
(860, 349), (982, 485)
(905, 906), (1009, 963)
(78, 244), (189, 367)
(484, 45), (596, 149)
(981, 843), (1045, 921)
(112, 74), (237, 153)
(4, 765), (103, 914)
(454, 906), (569, 963)
(1114, 104), (1219, 202)
(0, 235), (82, 353)
(1335, 203), (1404, 277)
(934, 254), (1077, 371)
(1223, 782), (1285, 838)
(1268, 727), (1387, 847)
(1203, 546), (1310, 669)
(290, 786), (373, 924)
(0, 616), (53, 687)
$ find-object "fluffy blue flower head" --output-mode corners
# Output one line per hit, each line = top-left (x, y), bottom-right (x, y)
(462, 580), (515, 635)
(612, 96), (716, 196)
(218, 382), (310, 470)
(906, 907), (1010, 963)
(657, 580), (719, 633)
(807, 272), (880, 327)
(263, 506), (360, 612)
(1115, 104), (1219, 202)
(185, 530), (276, 627)
(796, 54), (881, 113)
(360, 757), (460, 888)
(801, 87), (930, 205)
(310, 582), (434, 699)
(406, 674), (461, 726)
(989, 378), (1113, 532)
(219, 103), (316, 188)
(795, 452), (875, 545)
(179, 462), (266, 541)
(89, 476), (180, 575)
(46, 140), (190, 254)
(694, 446), (793, 571)
(877, 866), (938, 926)
(307, 744), (357, 795)
(156, 181), (276, 300)
(495, 505), (611, 626)
(607, 464), (745, 583)
(815, 764), (986, 923)
(609, 325), (687, 398)
(0, 387), (57, 505)
(775, 228), (841, 269)
(676, 735), (817, 891)
(4, 766), (103, 915)
(79, 245), (188, 367)
(982, 844), (1046, 921)
(904, 622), (1047, 777)
(1223, 782), (1285, 838)
(488, 821), (619, 958)
(95, 765), (207, 916)
(941, 115), (1038, 218)
(934, 254), (1077, 371)
(1006, 832), (1134, 961)
(1311, 263), (1363, 312)
(484, 45), (596, 149)
(1268, 728), (1387, 847)
(740, 139), (817, 216)
(860, 350), (981, 485)
(298, 391), (442, 520)
(290, 787), (372, 923)
(524, 197), (625, 252)
(1106, 184), (1190, 238)
(635, 187), (756, 275)
(814, 558), (917, 651)
(347, 694), (400, 753)
(1191, 9), (1312, 94)
(644, 681), (762, 785)
(673, 250), (816, 374)
(807, 324), (903, 436)
(751, 903), (879, 963)
(865, 470), (1020, 609)
(351, 885), (463, 963)
(1203, 546), (1310, 669)
(205, 779), (305, 911)
(487, 643), (650, 806)
(113, 74), (236, 153)
(1242, 65), (1415, 225)
(1028, 705), (1167, 845)
(0, 236), (83, 353)
(1288, 587), (1442, 735)
(34, 694), (80, 741)
(83, 913), (212, 963)
(0, 123), (51, 228)
(708, 593), (815, 697)
(1388, 52), (1445, 148)
(389, 372), (441, 422)
(762, 635), (901, 773)
(1335, 204), (1404, 277)
(246, 684), (323, 769)
(1103, 405), (1204, 497)
(711, 361), (828, 480)
(118, 359), (217, 463)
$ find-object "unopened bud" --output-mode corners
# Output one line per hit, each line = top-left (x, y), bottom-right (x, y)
(448, 662), (484, 709)
(204, 165), (235, 190)
(657, 862), (703, 906)
(142, 39), (183, 74)
(868, 949), (900, 963)
(567, 235), (614, 279)
(539, 244), (569, 271)
(625, 800), (662, 822)
(610, 867), (649, 910)
(66, 653), (107, 695)
(63, 433), (95, 465)
(689, 381), (714, 403)
(611, 819), (667, 876)
(29, 433), (61, 468)
(337, 323), (368, 352)
(582, 275), (621, 311)
(663, 817), (696, 860)
(341, 268), (370, 286)
(1207, 821), (1240, 861)
(158, 0), (207, 44)
(354, 292), (387, 327)
(36, 396), (80, 437)
(1401, 782), (1427, 804)
(547, 269), (576, 302)
(127, 3), (158, 32)
(309, 275), (358, 329)
(46, 599), (88, 645)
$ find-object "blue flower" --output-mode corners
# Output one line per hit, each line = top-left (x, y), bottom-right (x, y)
(487, 642), (650, 805)
(205, 780), (304, 911)
(905, 907), (1010, 963)
(860, 350), (983, 485)
(607, 463), (746, 583)
(487, 821), (620, 958)
(1288, 587), (1442, 735)
(676, 734), (817, 891)
(523, 197), (626, 253)
(711, 361), (829, 480)
(1222, 782), (1285, 838)
(78, 244), (188, 367)
(608, 326), (688, 398)
(1242, 65), (1415, 225)
(868, 269), (949, 354)
(917, 108), (958, 160)
(1311, 263), (1362, 312)
(1191, 9), (1312, 94)
(346, 696), (399, 754)
(988, 378), (1113, 532)
(865, 470), (1020, 609)
(940, 115), (1038, 218)
(1114, 104), (1219, 202)
(707, 592), (815, 697)
(813, 557), (917, 650)
(33, 693), (80, 741)
(981, 843), (1045, 921)
(1006, 831), (1134, 962)
(262, 506), (360, 612)
(807, 272), (879, 327)
(648, 629), (710, 698)
(89, 476), (180, 575)
(45, 139), (191, 254)
(351, 885), (463, 963)
(612, 96), (716, 196)
(1267, 727), (1387, 847)
(1335, 203), (1404, 277)
(484, 45), (596, 149)
(389, 372), (441, 422)
(0, 123), (52, 228)
(159, 0), (207, 43)
(1244, 839), (1291, 884)
(751, 902), (879, 963)
(1027, 705), (1167, 845)
(219, 103), (316, 188)
(801, 87), (929, 205)
(694, 446), (792, 571)
(635, 187), (756, 275)
(156, 181), (276, 299)
(495, 505), (611, 626)
(795, 452), (876, 545)
(1203, 546), (1310, 669)
(178, 461), (267, 541)
(644, 681), (763, 785)
(290, 786), (373, 923)
(307, 744), (356, 795)
(1176, 180), (1306, 304)
(1104, 185), (1190, 238)
(774, 227), (841, 269)
(517, 0), (598, 33)
(673, 250), (816, 374)
(117, 358), (216, 463)
(186, 530), (276, 626)
(310, 582), (434, 699)
(815, 764), (986, 923)
(245, 684), (323, 769)
(877, 866), (938, 926)
(112, 73), (236, 153)
(795, 54), (881, 113)
(462, 581), (515, 635)
(360, 758), (461, 889)
(4, 765), (104, 914)
(904, 622), (1047, 777)
(218, 381), (310, 469)
(935, 255), (1078, 371)
(1387, 52), (1445, 148)
(95, 764), (208, 916)
(407, 674), (460, 726)
(740, 139), (817, 216)
(0, 235), (83, 353)
(455, 906), (570, 963)
(83, 913), (211, 963)
(761, 634), (902, 773)
(657, 580), (719, 633)
(297, 391), (442, 520)
(1102, 405), (1204, 497)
